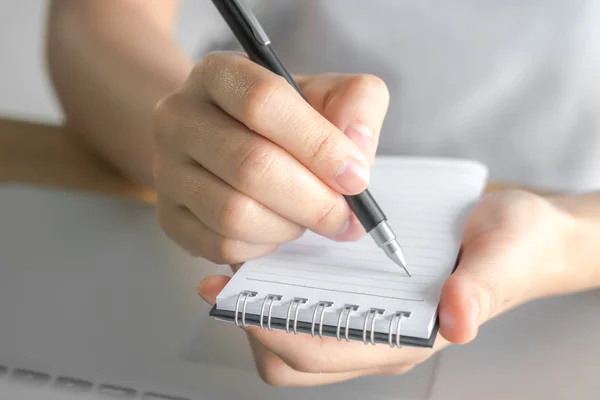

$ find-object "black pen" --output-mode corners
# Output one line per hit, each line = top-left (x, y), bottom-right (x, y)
(211, 0), (410, 276)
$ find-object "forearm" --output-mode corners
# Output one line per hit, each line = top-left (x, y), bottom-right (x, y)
(486, 182), (600, 296)
(46, 0), (193, 187)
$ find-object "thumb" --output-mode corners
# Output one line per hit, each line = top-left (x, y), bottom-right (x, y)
(196, 275), (231, 305)
(438, 244), (516, 344)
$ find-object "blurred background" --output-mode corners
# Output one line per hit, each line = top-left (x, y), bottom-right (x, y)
(0, 0), (206, 123)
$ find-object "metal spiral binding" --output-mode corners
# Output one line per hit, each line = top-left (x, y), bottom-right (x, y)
(311, 301), (333, 338)
(362, 308), (385, 345)
(336, 304), (359, 341)
(232, 291), (411, 346)
(234, 290), (258, 327)
(388, 311), (412, 348)
(285, 297), (308, 334)
(259, 294), (283, 330)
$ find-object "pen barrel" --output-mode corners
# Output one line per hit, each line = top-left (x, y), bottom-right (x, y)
(344, 190), (386, 232)
(212, 0), (307, 101)
(253, 46), (308, 101)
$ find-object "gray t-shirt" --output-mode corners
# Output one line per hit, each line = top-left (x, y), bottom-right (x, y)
(195, 0), (600, 193)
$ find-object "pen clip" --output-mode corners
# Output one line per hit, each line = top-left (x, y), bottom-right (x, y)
(231, 0), (271, 45)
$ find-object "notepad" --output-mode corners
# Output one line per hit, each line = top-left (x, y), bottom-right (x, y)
(210, 156), (488, 347)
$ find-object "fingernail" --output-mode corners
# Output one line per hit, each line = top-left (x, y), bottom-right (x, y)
(346, 124), (373, 140)
(345, 125), (374, 156)
(335, 158), (370, 193)
(338, 218), (351, 236)
(333, 213), (366, 241)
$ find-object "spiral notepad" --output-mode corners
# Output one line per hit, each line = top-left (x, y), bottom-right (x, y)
(209, 156), (488, 347)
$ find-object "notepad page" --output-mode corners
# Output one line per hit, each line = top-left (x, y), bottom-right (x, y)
(216, 157), (488, 339)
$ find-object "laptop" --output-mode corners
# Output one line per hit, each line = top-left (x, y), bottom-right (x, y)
(0, 185), (438, 399)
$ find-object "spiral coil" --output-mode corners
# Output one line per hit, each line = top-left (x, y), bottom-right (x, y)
(388, 311), (412, 348)
(336, 304), (359, 341)
(311, 301), (333, 338)
(285, 297), (308, 334)
(234, 290), (258, 327)
(259, 294), (283, 330)
(362, 308), (385, 345)
(231, 291), (413, 346)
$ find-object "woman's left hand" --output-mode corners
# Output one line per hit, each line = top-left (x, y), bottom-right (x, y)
(196, 189), (576, 386)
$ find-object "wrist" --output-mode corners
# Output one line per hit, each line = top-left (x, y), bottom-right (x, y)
(545, 194), (600, 296)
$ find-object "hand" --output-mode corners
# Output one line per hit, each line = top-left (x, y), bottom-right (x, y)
(197, 189), (574, 386)
(151, 52), (390, 264)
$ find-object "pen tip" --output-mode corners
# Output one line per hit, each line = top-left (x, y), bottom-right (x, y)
(389, 251), (411, 277)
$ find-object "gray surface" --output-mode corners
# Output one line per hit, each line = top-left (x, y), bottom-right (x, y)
(429, 290), (600, 400)
(0, 185), (438, 399)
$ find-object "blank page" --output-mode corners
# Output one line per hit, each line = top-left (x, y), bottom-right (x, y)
(215, 157), (488, 341)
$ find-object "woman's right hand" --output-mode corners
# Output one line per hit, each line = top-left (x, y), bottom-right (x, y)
(151, 52), (390, 264)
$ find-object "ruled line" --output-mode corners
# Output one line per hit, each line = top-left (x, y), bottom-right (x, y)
(263, 257), (440, 277)
(247, 271), (428, 294)
(285, 242), (449, 253)
(271, 251), (443, 264)
(254, 264), (434, 284)
(245, 278), (425, 301)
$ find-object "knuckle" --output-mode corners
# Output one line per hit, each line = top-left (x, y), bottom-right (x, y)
(152, 90), (189, 148)
(151, 93), (175, 143)
(311, 200), (342, 232)
(242, 75), (287, 129)
(214, 237), (242, 265)
(196, 52), (221, 78)
(197, 52), (229, 84)
(236, 143), (280, 192)
(305, 128), (335, 162)
(197, 52), (234, 97)
(349, 73), (390, 102)
(180, 166), (206, 202)
(218, 194), (255, 238)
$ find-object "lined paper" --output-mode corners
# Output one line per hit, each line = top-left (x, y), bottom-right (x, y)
(216, 157), (488, 339)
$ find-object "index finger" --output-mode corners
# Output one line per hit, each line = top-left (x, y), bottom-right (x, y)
(197, 52), (370, 195)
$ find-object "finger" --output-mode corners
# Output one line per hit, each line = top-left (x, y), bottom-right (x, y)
(154, 160), (305, 243)
(197, 52), (370, 195)
(296, 74), (389, 166)
(176, 102), (364, 241)
(245, 334), (413, 387)
(197, 275), (231, 305)
(157, 201), (278, 264)
(243, 323), (446, 374)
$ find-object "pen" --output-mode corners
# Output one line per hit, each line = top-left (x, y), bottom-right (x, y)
(211, 0), (410, 276)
